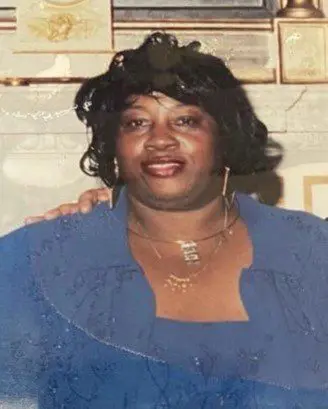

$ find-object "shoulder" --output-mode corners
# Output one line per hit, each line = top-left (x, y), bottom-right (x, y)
(239, 193), (327, 245)
(239, 196), (328, 333)
(0, 202), (131, 329)
(1, 201), (121, 251)
(259, 201), (327, 247)
(254, 204), (328, 341)
(266, 205), (328, 270)
(0, 201), (128, 285)
(238, 193), (328, 276)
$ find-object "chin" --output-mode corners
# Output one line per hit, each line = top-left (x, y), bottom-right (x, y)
(128, 177), (207, 209)
(145, 187), (198, 210)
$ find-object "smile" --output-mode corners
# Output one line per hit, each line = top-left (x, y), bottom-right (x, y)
(142, 158), (186, 178)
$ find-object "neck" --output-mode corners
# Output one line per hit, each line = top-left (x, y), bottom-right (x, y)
(127, 193), (236, 241)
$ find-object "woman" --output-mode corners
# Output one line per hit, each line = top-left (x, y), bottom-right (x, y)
(1, 32), (328, 408)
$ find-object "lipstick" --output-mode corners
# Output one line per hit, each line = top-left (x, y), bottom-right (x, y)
(142, 157), (186, 178)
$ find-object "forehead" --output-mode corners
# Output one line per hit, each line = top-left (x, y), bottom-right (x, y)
(126, 93), (201, 112)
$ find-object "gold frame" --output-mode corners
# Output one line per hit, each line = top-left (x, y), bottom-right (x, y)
(275, 18), (328, 84)
(14, 0), (113, 53)
(0, 76), (85, 85)
(303, 175), (328, 213)
(113, 18), (272, 31)
(0, 18), (274, 31)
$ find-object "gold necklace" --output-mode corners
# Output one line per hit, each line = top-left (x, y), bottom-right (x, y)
(163, 235), (229, 293)
(130, 229), (227, 266)
(129, 198), (233, 266)
(131, 200), (239, 293)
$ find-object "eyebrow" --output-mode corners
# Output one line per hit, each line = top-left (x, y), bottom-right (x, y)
(127, 103), (199, 111)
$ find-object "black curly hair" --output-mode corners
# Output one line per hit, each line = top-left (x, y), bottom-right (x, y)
(74, 31), (283, 189)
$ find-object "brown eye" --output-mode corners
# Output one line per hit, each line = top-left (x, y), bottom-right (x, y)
(121, 118), (150, 131)
(174, 116), (201, 128)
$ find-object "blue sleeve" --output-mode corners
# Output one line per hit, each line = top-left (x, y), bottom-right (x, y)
(0, 227), (42, 399)
(0, 208), (121, 402)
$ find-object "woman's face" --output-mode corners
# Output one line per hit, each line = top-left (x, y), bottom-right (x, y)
(116, 92), (222, 210)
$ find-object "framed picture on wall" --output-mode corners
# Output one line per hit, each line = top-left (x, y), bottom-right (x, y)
(3, 0), (282, 28)
(2, 0), (279, 19)
(113, 0), (279, 20)
(304, 176), (328, 219)
(14, 0), (113, 53)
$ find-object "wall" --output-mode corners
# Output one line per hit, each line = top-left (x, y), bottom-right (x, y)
(1, 4), (328, 236)
(1, 83), (328, 236)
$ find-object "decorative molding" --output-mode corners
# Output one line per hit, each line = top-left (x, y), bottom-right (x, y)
(1, 17), (274, 31)
(0, 71), (275, 86)
(0, 77), (84, 85)
(13, 0), (113, 53)
(2, 6), (328, 84)
(113, 19), (273, 31)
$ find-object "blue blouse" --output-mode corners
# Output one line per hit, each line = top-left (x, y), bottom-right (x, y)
(0, 189), (328, 408)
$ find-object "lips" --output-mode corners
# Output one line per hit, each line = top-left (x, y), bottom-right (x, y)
(141, 156), (186, 178)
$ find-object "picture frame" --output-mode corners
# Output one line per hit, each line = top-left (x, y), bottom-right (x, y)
(276, 19), (328, 83)
(14, 0), (113, 53)
(303, 175), (328, 218)
(113, 0), (278, 20)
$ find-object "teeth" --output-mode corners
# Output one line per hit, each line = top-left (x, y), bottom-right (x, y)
(147, 163), (181, 169)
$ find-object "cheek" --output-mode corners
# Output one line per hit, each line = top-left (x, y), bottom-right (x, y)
(206, 132), (222, 164)
(116, 137), (142, 176)
(187, 135), (218, 166)
(116, 135), (141, 161)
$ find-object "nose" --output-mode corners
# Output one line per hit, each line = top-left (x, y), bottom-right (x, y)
(144, 123), (178, 151)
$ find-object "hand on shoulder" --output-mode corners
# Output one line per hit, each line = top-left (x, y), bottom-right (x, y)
(24, 187), (111, 225)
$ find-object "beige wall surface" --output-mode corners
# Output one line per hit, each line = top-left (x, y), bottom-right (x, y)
(1, 83), (328, 236)
(1, 0), (328, 236)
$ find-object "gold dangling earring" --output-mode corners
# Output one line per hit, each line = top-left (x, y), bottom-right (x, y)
(108, 157), (119, 210)
(108, 188), (114, 210)
(222, 166), (230, 198)
(114, 157), (119, 180)
(221, 166), (235, 217)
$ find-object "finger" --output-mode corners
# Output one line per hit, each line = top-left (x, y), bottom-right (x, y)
(97, 193), (111, 203)
(78, 189), (99, 205)
(24, 216), (45, 225)
(97, 188), (111, 202)
(44, 210), (62, 220)
(68, 204), (80, 214)
(58, 204), (76, 215)
(79, 200), (93, 214)
(43, 204), (72, 220)
(60, 204), (80, 215)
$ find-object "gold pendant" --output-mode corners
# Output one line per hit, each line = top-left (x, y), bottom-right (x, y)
(177, 241), (200, 265)
(164, 274), (193, 293)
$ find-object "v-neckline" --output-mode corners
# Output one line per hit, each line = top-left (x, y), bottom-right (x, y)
(116, 189), (266, 325)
